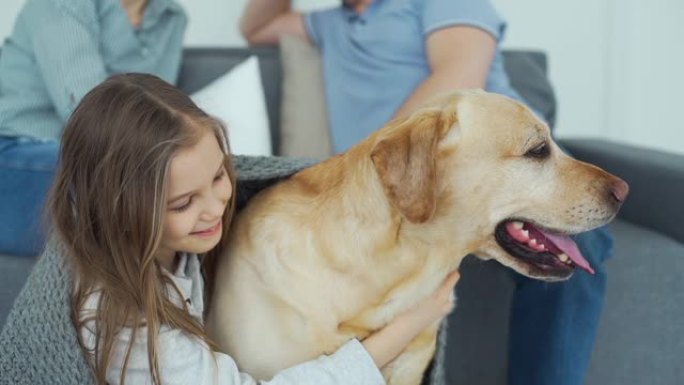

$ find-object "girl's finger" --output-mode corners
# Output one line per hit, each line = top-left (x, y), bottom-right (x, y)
(442, 270), (460, 291)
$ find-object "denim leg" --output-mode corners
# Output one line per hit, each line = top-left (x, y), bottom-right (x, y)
(507, 225), (614, 385)
(0, 137), (59, 256)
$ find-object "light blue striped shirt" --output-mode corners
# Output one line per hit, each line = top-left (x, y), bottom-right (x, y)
(0, 0), (187, 140)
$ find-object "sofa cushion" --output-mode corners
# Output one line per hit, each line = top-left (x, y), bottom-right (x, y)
(587, 220), (684, 384)
(279, 35), (332, 158)
(0, 253), (36, 328)
(178, 48), (283, 155)
(190, 56), (272, 156)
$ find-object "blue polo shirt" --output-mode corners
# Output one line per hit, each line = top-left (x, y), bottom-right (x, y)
(305, 0), (523, 152)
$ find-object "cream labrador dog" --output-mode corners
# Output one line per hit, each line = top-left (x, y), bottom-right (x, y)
(206, 90), (628, 384)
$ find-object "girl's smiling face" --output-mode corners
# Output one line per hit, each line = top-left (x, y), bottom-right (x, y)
(157, 129), (232, 269)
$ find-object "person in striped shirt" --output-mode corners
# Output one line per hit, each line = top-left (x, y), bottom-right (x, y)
(0, 0), (187, 256)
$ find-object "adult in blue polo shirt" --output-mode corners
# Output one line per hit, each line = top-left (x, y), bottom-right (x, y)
(240, 0), (614, 384)
(0, 0), (187, 256)
(306, 0), (523, 152)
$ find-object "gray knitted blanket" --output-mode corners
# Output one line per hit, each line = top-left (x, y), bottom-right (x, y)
(0, 155), (448, 385)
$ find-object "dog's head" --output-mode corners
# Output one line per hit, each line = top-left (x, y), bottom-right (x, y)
(370, 90), (628, 281)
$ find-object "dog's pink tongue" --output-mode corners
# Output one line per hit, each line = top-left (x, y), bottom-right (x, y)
(541, 231), (595, 274)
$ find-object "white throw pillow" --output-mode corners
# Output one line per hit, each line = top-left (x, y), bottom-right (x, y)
(191, 56), (272, 156)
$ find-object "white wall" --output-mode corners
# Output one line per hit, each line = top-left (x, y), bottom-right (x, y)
(174, 0), (334, 47)
(604, 0), (684, 154)
(495, 0), (684, 154)
(1, 0), (682, 154)
(493, 0), (611, 140)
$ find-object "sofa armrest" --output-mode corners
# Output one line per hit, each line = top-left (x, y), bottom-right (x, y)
(503, 50), (556, 129)
(559, 138), (684, 244)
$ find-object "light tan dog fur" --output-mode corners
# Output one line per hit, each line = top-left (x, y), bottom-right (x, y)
(206, 90), (627, 384)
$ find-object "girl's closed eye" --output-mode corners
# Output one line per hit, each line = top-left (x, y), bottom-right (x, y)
(171, 168), (226, 213)
(170, 197), (193, 213)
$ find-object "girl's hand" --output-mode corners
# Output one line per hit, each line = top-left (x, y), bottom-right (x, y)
(361, 270), (460, 368)
(395, 270), (460, 330)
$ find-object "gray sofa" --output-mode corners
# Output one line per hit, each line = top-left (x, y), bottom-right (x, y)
(1, 47), (683, 384)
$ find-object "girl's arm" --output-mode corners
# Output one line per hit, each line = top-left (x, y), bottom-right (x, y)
(85, 271), (460, 384)
(362, 270), (460, 368)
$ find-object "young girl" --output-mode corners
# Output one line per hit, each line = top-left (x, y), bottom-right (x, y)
(47, 73), (460, 385)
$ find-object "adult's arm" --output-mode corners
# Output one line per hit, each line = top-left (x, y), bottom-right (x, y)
(392, 25), (496, 119)
(240, 0), (309, 45)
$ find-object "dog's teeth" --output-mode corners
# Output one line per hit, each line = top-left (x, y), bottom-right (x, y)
(521, 230), (529, 239)
(529, 239), (545, 252)
(512, 221), (524, 230)
(558, 253), (569, 263)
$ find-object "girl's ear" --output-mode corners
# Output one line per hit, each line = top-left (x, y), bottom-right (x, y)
(370, 107), (458, 223)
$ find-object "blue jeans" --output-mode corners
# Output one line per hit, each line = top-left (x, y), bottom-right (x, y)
(0, 137), (59, 256)
(508, 226), (613, 385)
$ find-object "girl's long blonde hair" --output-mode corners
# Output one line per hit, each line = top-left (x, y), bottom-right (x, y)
(47, 73), (237, 385)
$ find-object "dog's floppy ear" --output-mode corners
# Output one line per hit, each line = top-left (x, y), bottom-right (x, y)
(371, 107), (456, 223)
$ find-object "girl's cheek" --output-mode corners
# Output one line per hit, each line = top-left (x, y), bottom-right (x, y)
(166, 211), (198, 238)
(218, 178), (233, 202)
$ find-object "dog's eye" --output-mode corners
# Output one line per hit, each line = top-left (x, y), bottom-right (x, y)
(524, 143), (550, 158)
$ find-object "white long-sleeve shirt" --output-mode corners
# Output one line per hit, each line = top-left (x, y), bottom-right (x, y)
(80, 253), (385, 385)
